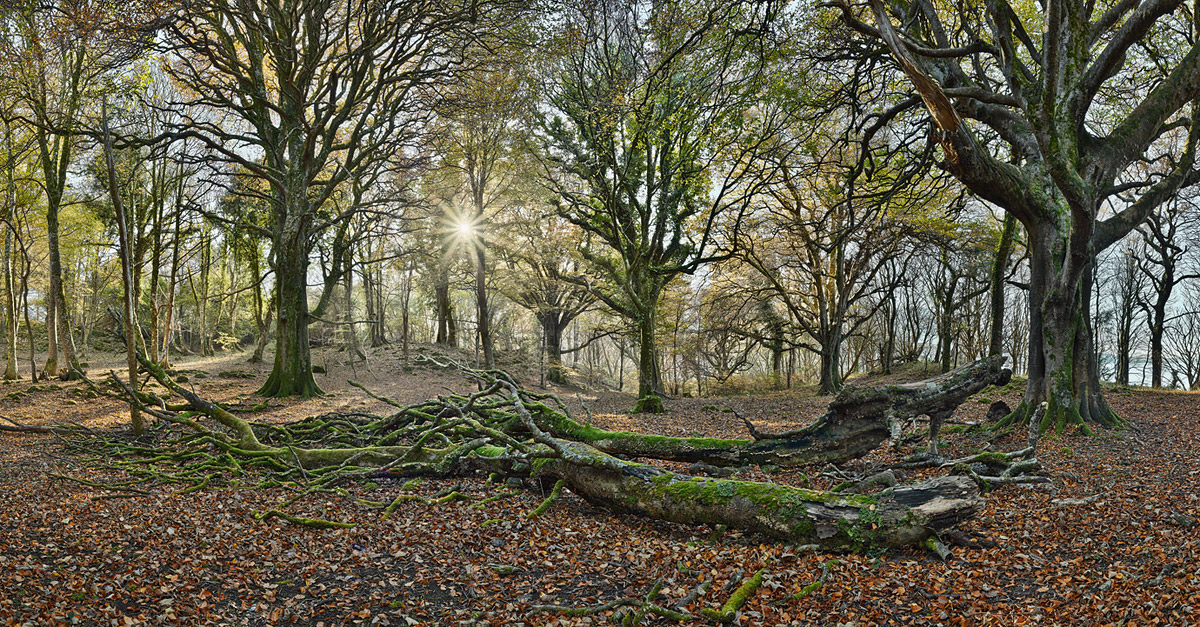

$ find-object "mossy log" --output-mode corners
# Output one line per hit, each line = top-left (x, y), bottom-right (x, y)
(534, 439), (984, 550)
(536, 356), (1011, 467)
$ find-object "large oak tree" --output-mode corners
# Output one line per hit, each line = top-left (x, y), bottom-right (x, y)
(155, 0), (489, 396)
(833, 0), (1200, 430)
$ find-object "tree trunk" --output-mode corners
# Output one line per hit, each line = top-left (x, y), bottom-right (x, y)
(1115, 256), (1135, 386)
(343, 248), (364, 361)
(258, 224), (322, 398)
(882, 295), (897, 375)
(251, 302), (274, 364)
(474, 242), (494, 368)
(102, 99), (144, 435)
(635, 305), (664, 410)
(998, 228), (1118, 433)
(817, 327), (843, 395)
(435, 265), (456, 347)
(3, 225), (16, 380)
(937, 280), (956, 374)
(20, 251), (36, 382)
(44, 290), (57, 376)
(160, 200), (182, 369)
(115, 351), (991, 552)
(362, 248), (386, 348)
(2, 124), (16, 381)
(248, 243), (268, 364)
(46, 197), (81, 379)
(192, 229), (212, 356)
(542, 313), (567, 384)
(1150, 305), (1165, 388)
(146, 201), (163, 364)
(402, 261), (412, 366)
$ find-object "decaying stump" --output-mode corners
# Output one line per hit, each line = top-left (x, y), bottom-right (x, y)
(28, 352), (1010, 551)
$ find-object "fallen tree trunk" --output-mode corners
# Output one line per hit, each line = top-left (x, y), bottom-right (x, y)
(533, 356), (1011, 467)
(537, 440), (984, 550)
(39, 352), (996, 551)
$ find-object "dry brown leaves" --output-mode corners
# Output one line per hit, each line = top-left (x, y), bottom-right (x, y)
(0, 352), (1197, 626)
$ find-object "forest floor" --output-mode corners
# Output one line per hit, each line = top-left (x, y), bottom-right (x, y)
(0, 345), (1197, 626)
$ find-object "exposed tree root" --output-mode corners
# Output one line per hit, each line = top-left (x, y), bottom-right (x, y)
(993, 396), (1125, 434)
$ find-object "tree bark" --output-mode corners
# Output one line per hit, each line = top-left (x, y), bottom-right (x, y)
(474, 242), (494, 368)
(343, 248), (364, 361)
(997, 228), (1117, 434)
(3, 225), (16, 381)
(160, 188), (183, 369)
(2, 122), (17, 381)
(45, 174), (82, 380)
(817, 327), (843, 395)
(118, 354), (991, 551)
(635, 305), (665, 410)
(435, 265), (456, 347)
(258, 222), (322, 398)
(860, 0), (1200, 430)
(44, 284), (57, 376)
(541, 312), (567, 384)
(102, 98), (145, 435)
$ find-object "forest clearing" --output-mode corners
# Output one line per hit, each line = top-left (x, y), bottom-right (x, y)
(5, 0), (1200, 624)
(0, 346), (1197, 626)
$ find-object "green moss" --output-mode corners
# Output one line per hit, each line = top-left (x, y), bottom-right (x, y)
(474, 446), (506, 458)
(472, 490), (520, 509)
(970, 451), (1011, 465)
(526, 479), (566, 519)
(649, 474), (873, 527)
(702, 568), (765, 622)
(633, 394), (665, 414)
(790, 579), (823, 600)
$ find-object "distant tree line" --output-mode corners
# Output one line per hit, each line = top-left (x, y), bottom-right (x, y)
(3, 0), (1200, 427)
